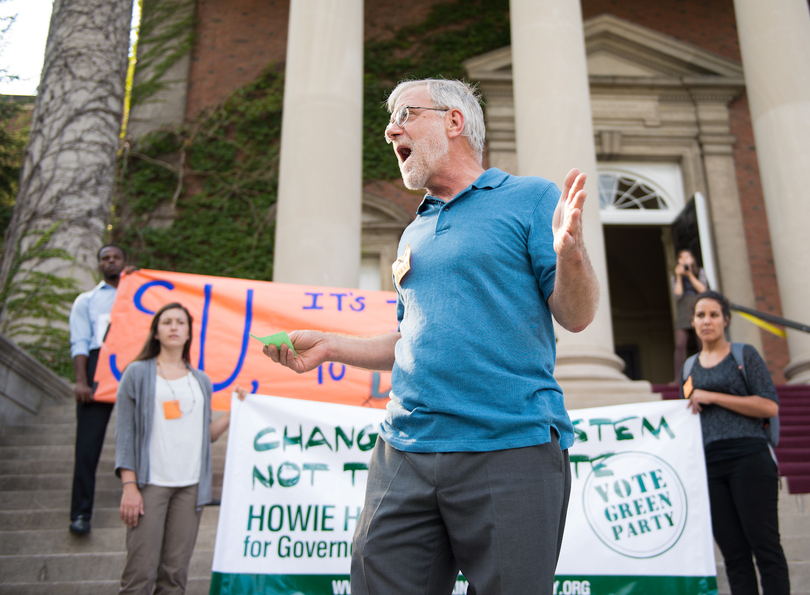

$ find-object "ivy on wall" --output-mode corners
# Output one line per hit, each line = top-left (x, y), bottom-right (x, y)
(114, 0), (511, 278)
(0, 98), (28, 234)
(115, 66), (283, 280)
(363, 0), (510, 181)
(130, 0), (196, 108)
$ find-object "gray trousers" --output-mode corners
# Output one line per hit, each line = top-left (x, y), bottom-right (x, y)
(119, 484), (202, 595)
(351, 436), (571, 595)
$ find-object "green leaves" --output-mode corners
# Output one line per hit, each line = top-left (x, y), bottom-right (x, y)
(116, 67), (283, 281)
(361, 0), (510, 182)
(0, 222), (79, 379)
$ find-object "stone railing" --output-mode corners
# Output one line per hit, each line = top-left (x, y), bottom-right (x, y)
(0, 333), (73, 434)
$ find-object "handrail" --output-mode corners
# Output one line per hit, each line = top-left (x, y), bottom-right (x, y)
(730, 303), (810, 334)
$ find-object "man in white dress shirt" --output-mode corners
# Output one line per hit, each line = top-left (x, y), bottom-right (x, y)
(68, 244), (127, 535)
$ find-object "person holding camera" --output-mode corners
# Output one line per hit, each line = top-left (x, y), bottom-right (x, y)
(672, 249), (707, 383)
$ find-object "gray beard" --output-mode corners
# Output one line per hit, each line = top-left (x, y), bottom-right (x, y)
(399, 129), (449, 190)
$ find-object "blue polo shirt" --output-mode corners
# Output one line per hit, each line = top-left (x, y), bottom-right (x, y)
(381, 168), (575, 453)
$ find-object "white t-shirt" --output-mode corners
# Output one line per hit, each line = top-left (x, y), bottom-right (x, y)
(148, 373), (205, 487)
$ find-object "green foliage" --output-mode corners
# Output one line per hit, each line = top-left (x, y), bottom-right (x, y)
(362, 0), (510, 181)
(115, 66), (284, 279)
(115, 0), (511, 278)
(0, 222), (80, 379)
(0, 98), (27, 234)
(130, 0), (196, 107)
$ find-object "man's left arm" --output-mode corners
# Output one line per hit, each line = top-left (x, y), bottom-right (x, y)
(547, 168), (599, 333)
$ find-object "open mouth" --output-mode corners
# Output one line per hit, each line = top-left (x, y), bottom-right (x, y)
(396, 146), (412, 163)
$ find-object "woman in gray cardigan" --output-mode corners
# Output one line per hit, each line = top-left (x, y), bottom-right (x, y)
(115, 302), (245, 594)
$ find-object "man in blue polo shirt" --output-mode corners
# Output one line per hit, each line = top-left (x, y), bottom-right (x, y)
(264, 79), (599, 595)
(68, 244), (127, 535)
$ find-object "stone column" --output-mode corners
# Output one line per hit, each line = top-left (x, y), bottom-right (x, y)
(274, 0), (363, 288)
(510, 0), (652, 404)
(693, 93), (763, 352)
(734, 0), (810, 383)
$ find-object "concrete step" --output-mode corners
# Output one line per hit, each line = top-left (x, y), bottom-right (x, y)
(2, 422), (76, 435)
(0, 456), (225, 477)
(0, 525), (219, 555)
(774, 512), (810, 537)
(0, 548), (214, 583)
(0, 470), (225, 492)
(0, 459), (115, 476)
(0, 578), (211, 595)
(0, 432), (115, 447)
(17, 411), (80, 425)
(0, 489), (120, 511)
(0, 505), (221, 532)
(715, 560), (809, 595)
(0, 444), (115, 461)
(0, 581), (121, 595)
(0, 473), (121, 492)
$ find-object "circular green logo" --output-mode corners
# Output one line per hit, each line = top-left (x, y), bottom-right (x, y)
(582, 451), (687, 558)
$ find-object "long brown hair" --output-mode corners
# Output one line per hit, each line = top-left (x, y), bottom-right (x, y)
(133, 302), (194, 364)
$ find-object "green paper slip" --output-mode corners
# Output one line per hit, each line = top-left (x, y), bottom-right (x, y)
(249, 331), (297, 356)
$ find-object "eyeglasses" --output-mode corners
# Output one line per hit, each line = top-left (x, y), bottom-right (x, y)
(385, 105), (448, 143)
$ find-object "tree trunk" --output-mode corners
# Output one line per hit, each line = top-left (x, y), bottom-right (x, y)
(0, 0), (134, 297)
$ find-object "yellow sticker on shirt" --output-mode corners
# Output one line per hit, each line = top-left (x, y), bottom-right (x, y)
(392, 243), (411, 288)
(163, 400), (182, 420)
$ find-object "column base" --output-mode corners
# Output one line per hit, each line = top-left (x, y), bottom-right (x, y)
(554, 346), (656, 409)
(785, 357), (810, 385)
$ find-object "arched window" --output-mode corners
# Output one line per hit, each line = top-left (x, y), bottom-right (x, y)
(597, 167), (682, 225)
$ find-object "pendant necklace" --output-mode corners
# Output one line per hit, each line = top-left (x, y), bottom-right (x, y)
(157, 360), (196, 414)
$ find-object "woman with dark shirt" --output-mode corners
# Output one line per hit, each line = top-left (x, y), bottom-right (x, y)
(682, 291), (789, 594)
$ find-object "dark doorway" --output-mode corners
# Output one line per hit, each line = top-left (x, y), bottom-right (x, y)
(604, 226), (674, 384)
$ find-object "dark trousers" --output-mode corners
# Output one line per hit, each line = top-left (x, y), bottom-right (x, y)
(70, 349), (115, 520)
(708, 449), (790, 595)
(351, 435), (571, 595)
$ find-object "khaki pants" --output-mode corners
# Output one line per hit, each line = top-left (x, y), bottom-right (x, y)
(119, 484), (202, 594)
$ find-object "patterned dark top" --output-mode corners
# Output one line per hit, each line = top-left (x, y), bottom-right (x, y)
(681, 344), (778, 461)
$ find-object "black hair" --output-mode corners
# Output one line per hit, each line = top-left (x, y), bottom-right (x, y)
(97, 244), (127, 262)
(692, 290), (731, 320)
(132, 302), (193, 364)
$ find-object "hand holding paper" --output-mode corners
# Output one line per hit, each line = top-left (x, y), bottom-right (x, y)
(249, 331), (297, 356)
(260, 329), (334, 375)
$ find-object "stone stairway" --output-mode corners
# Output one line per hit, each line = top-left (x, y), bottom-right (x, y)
(1, 394), (808, 594)
(0, 396), (227, 594)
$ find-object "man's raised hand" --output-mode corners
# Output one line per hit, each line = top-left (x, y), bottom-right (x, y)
(552, 168), (587, 258)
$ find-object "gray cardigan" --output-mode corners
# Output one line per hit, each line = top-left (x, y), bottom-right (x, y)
(114, 358), (215, 510)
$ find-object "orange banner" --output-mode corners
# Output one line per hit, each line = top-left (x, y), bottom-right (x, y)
(95, 270), (398, 410)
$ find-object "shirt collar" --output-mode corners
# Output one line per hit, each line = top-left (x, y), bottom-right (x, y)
(415, 168), (510, 215)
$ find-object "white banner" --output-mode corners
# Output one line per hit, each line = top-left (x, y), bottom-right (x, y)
(211, 397), (717, 595)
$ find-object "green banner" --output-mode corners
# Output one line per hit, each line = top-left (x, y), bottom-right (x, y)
(210, 573), (718, 595)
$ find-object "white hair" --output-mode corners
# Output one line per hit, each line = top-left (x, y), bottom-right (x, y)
(387, 78), (486, 163)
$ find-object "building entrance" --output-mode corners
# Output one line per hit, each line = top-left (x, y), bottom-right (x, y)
(604, 225), (675, 384)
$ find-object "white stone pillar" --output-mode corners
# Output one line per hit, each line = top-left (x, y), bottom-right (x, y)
(510, 0), (652, 403)
(274, 0), (363, 288)
(734, 0), (810, 383)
